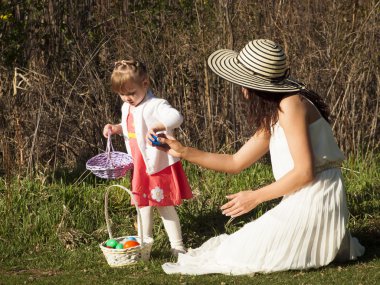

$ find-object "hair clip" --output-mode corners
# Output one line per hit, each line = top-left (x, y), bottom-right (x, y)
(114, 61), (125, 68)
(113, 59), (146, 72)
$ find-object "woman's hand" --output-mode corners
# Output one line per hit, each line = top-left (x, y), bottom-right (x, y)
(157, 135), (187, 158)
(220, 190), (262, 218)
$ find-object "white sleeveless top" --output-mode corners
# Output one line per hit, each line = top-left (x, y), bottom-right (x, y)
(269, 117), (345, 181)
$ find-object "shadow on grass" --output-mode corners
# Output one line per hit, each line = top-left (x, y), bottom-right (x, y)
(350, 225), (380, 262)
(180, 208), (265, 249)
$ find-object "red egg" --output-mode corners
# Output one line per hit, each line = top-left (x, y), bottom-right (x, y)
(123, 240), (140, 249)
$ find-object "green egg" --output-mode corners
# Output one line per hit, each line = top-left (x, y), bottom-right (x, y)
(115, 243), (124, 249)
(105, 239), (118, 248)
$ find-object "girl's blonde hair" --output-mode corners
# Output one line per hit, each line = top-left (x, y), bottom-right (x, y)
(111, 59), (148, 93)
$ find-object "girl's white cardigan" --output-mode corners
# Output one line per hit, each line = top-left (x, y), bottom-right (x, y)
(120, 90), (182, 175)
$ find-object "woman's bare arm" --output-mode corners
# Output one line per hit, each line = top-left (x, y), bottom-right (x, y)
(160, 130), (270, 174)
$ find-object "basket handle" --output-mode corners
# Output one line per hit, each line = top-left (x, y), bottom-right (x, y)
(104, 184), (144, 245)
(106, 129), (116, 167)
(106, 129), (115, 155)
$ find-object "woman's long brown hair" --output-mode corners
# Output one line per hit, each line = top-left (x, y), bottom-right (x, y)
(246, 88), (330, 133)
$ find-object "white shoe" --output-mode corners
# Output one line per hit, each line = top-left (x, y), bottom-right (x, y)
(170, 247), (187, 257)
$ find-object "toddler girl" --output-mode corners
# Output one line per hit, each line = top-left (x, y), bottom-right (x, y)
(103, 59), (193, 256)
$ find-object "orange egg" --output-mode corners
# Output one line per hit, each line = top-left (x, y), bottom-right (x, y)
(123, 240), (140, 249)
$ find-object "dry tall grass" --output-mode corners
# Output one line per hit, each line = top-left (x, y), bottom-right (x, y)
(0, 0), (379, 177)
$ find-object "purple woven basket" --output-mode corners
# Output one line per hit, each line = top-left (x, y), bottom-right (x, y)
(86, 134), (133, 179)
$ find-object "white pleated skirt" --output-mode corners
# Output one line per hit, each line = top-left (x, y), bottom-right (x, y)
(162, 169), (365, 275)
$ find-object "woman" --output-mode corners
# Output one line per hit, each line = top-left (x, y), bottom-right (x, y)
(152, 39), (364, 275)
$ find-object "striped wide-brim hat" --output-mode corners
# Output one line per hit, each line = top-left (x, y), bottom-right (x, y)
(208, 39), (303, 93)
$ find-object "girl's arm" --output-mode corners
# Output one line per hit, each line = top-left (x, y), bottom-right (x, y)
(147, 99), (183, 144)
(221, 95), (315, 217)
(159, 129), (270, 174)
(154, 100), (183, 130)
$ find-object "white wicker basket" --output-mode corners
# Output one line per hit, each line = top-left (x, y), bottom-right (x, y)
(99, 185), (153, 267)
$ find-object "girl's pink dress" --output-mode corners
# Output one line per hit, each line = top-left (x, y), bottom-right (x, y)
(127, 112), (193, 207)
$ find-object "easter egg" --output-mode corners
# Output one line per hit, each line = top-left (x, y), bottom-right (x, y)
(126, 236), (137, 242)
(121, 236), (137, 244)
(105, 239), (118, 248)
(115, 243), (124, 249)
(123, 240), (140, 249)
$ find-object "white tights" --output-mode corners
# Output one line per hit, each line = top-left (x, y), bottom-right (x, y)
(138, 206), (184, 250)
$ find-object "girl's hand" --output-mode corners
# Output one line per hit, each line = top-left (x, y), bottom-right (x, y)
(220, 190), (262, 218)
(146, 123), (167, 146)
(103, 124), (121, 138)
(146, 128), (159, 145)
(103, 124), (113, 138)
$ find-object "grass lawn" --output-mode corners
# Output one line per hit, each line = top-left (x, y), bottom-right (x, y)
(1, 240), (379, 285)
(1, 159), (379, 284)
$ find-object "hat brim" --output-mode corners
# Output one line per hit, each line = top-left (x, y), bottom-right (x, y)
(207, 49), (301, 93)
